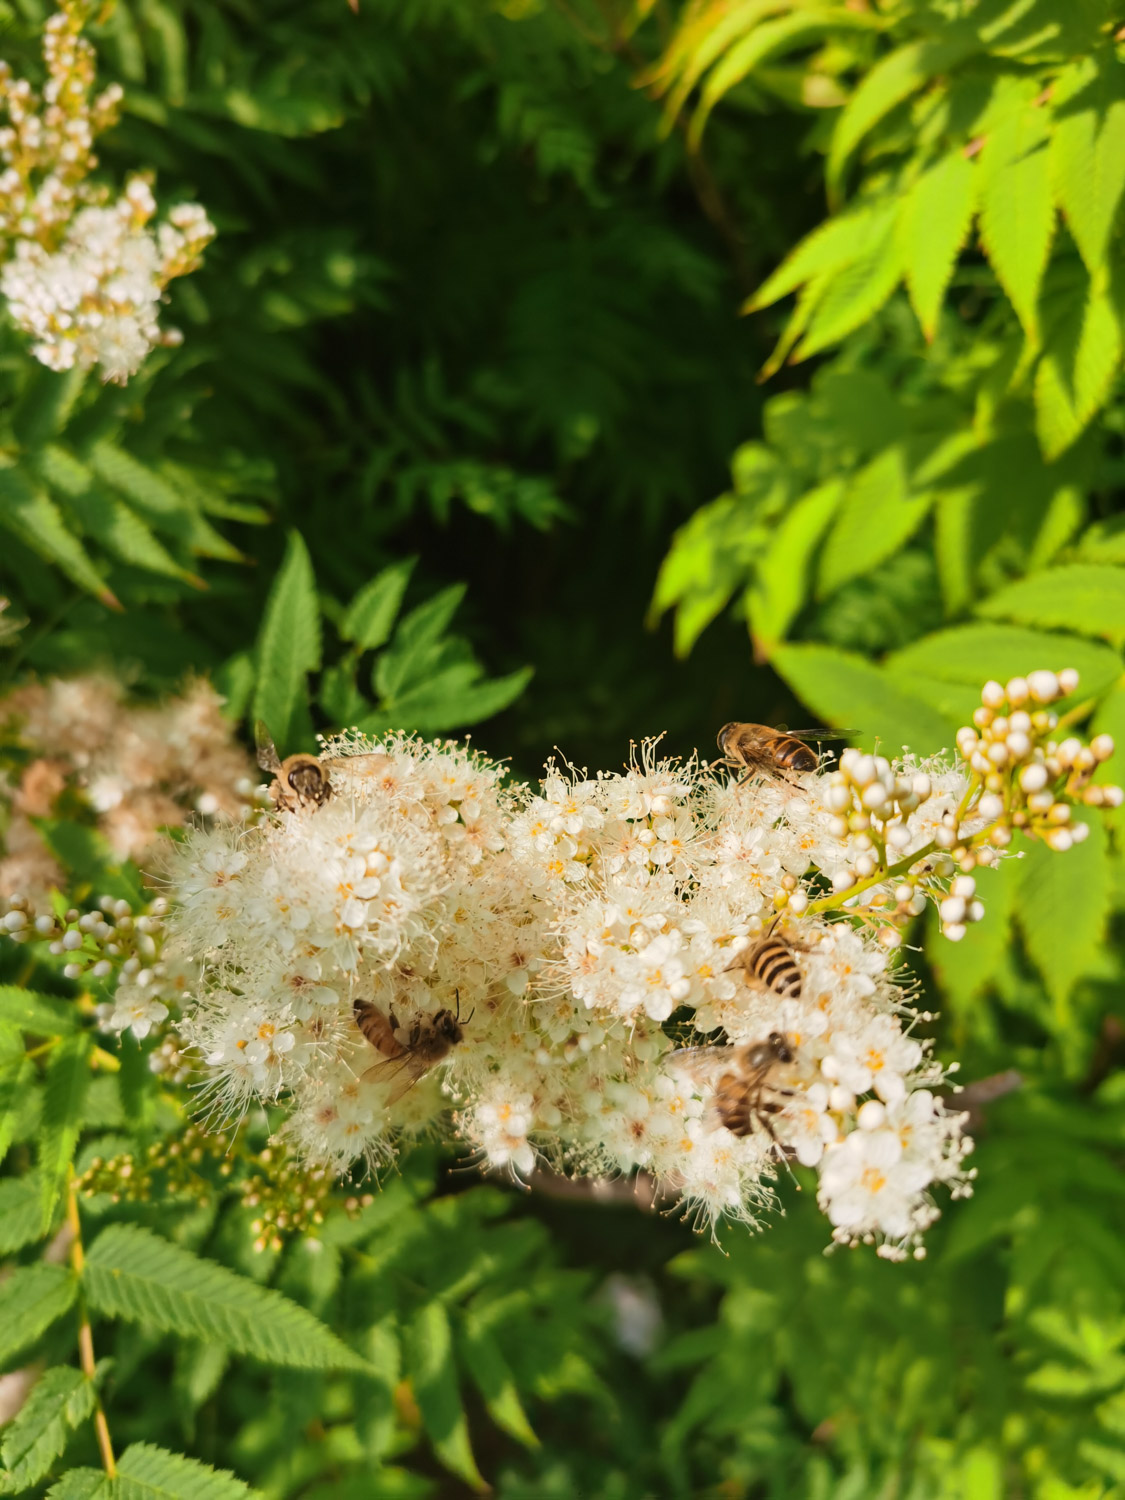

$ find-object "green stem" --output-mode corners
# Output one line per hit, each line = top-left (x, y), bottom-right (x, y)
(67, 1188), (116, 1477)
(806, 840), (939, 916)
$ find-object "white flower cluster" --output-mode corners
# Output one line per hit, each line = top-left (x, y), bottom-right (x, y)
(0, 2), (214, 380)
(149, 729), (982, 1260)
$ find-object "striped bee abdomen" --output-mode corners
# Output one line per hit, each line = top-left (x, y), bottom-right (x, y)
(773, 737), (819, 772)
(747, 938), (802, 999)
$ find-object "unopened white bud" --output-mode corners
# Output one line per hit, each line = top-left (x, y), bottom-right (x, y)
(1057, 668), (1080, 694)
(63, 962), (82, 979)
(886, 823), (912, 851)
(951, 875), (976, 898)
(934, 826), (956, 849)
(987, 742), (1009, 768)
(787, 890), (808, 915)
(940, 896), (966, 925)
(1104, 786), (1124, 807)
(977, 793), (1004, 822)
(1006, 731), (1031, 760)
(1020, 763), (1049, 793)
(1045, 827), (1073, 852)
(831, 869), (856, 893)
(3, 910), (27, 930)
(879, 927), (903, 949)
(828, 816), (849, 840)
(967, 900), (985, 923)
(1091, 734), (1115, 762)
(1069, 820), (1090, 844)
(92, 960), (112, 978)
(1027, 791), (1054, 814)
(1006, 677), (1029, 706)
(1027, 670), (1059, 703)
(943, 923), (966, 942)
(895, 884), (914, 904)
(820, 1055), (840, 1082)
(829, 1085), (855, 1113)
(911, 773), (932, 800)
(35, 915), (55, 934)
(857, 1100), (886, 1130)
(826, 784), (851, 812)
(981, 681), (1006, 708)
(1009, 711), (1032, 734)
(1047, 803), (1070, 825)
(61, 929), (82, 951)
(854, 852), (878, 879)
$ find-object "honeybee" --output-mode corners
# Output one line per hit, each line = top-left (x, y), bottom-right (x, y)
(353, 992), (473, 1105)
(726, 924), (810, 1002)
(255, 722), (391, 813)
(674, 1031), (799, 1144)
(716, 722), (853, 784)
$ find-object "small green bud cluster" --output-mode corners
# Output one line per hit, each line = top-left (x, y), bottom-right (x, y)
(242, 1147), (374, 1254)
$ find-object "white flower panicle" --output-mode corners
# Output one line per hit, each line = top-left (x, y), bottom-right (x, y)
(6, 668), (1116, 1259)
(0, 2), (214, 379)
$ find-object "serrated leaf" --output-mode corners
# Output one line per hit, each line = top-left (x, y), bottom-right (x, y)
(83, 1224), (366, 1372)
(901, 151), (978, 339)
(747, 201), (897, 314)
(457, 1316), (538, 1450)
(978, 106), (1054, 337)
(0, 986), (79, 1035)
(0, 467), (114, 606)
(339, 558), (415, 651)
(1035, 281), (1122, 459)
(0, 1265), (76, 1369)
(87, 444), (240, 562)
(771, 644), (958, 753)
(1018, 815), (1111, 1011)
(112, 1443), (258, 1500)
(39, 1033), (92, 1233)
(404, 1302), (484, 1492)
(374, 585), (467, 704)
(0, 1174), (47, 1253)
(1049, 56), (1125, 277)
(816, 447), (933, 598)
(251, 530), (321, 755)
(45, 1468), (107, 1500)
(747, 479), (843, 653)
(793, 218), (904, 361)
(976, 564), (1125, 645)
(366, 666), (531, 735)
(0, 1030), (29, 1170)
(11, 367), (86, 449)
(0, 1366), (95, 1492)
(827, 30), (979, 196)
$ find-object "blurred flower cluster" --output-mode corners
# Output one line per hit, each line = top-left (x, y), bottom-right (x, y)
(0, 0), (214, 379)
(0, 673), (255, 899)
(4, 669), (1116, 1261)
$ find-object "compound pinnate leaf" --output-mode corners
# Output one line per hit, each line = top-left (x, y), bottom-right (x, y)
(0, 986), (79, 1035)
(976, 564), (1125, 645)
(111, 1443), (260, 1500)
(83, 1225), (367, 1372)
(0, 1366), (95, 1493)
(339, 558), (415, 651)
(0, 1266), (76, 1369)
(771, 643), (957, 753)
(0, 1175), (47, 1254)
(404, 1301), (485, 1492)
(901, 150), (978, 339)
(1017, 814), (1111, 1010)
(38, 1033), (92, 1233)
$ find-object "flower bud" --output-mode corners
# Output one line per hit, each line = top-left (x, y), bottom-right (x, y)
(1058, 668), (1080, 694)
(934, 826), (956, 849)
(61, 929), (82, 950)
(990, 825), (1012, 847)
(1006, 731), (1031, 760)
(1092, 734), (1115, 762)
(857, 1100), (886, 1130)
(967, 900), (985, 922)
(886, 823), (912, 850)
(911, 773), (932, 800)
(940, 896), (966, 925)
(879, 927), (902, 949)
(787, 890), (808, 915)
(828, 816), (849, 839)
(1045, 827), (1073, 852)
(831, 869), (856, 893)
(977, 792), (1004, 822)
(826, 783), (851, 812)
(829, 1085), (855, 1113)
(1006, 677), (1030, 706)
(1104, 785), (1124, 807)
(971, 709), (992, 731)
(1027, 791), (1053, 814)
(1009, 711), (1032, 734)
(981, 681), (1005, 708)
(1069, 821), (1090, 845)
(1020, 763), (1048, 793)
(951, 875), (976, 898)
(1047, 803), (1070, 825)
(1027, 670), (1059, 703)
(943, 923), (966, 942)
(854, 852), (877, 879)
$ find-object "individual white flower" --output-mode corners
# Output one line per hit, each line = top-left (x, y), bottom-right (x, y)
(818, 1126), (933, 1240)
(104, 984), (167, 1040)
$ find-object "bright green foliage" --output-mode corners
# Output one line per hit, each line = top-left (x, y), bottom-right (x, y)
(0, 0), (1123, 1496)
(83, 1225), (367, 1372)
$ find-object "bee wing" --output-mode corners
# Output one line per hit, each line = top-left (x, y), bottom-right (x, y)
(779, 728), (859, 741)
(254, 720), (283, 774)
(362, 1051), (431, 1105)
(321, 751), (393, 777)
(669, 1045), (733, 1085)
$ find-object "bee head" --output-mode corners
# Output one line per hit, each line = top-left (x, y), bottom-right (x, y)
(433, 1009), (464, 1044)
(768, 1031), (794, 1064)
(287, 758), (331, 807)
(716, 723), (737, 753)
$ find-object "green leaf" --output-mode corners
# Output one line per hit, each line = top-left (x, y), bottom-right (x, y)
(885, 625), (1123, 710)
(251, 530), (321, 755)
(978, 105), (1054, 337)
(11, 367), (86, 449)
(816, 447), (933, 598)
(0, 1265), (76, 1369)
(1035, 281), (1122, 459)
(746, 479), (843, 652)
(45, 1468), (108, 1500)
(38, 1033), (92, 1233)
(747, 201), (896, 313)
(83, 1224), (367, 1372)
(31, 820), (144, 905)
(1049, 56), (1125, 277)
(901, 150), (978, 339)
(457, 1315), (538, 1450)
(0, 1030), (29, 1170)
(87, 444), (240, 562)
(0, 987), (80, 1035)
(0, 1366), (95, 1493)
(366, 666), (532, 734)
(827, 30), (979, 196)
(1017, 815), (1111, 1010)
(374, 585), (466, 704)
(339, 559), (416, 651)
(112, 1443), (259, 1500)
(926, 856), (1019, 1009)
(0, 467), (115, 607)
(0, 1174), (47, 1253)
(771, 644), (958, 753)
(976, 564), (1125, 645)
(793, 217), (904, 361)
(404, 1302), (484, 1492)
